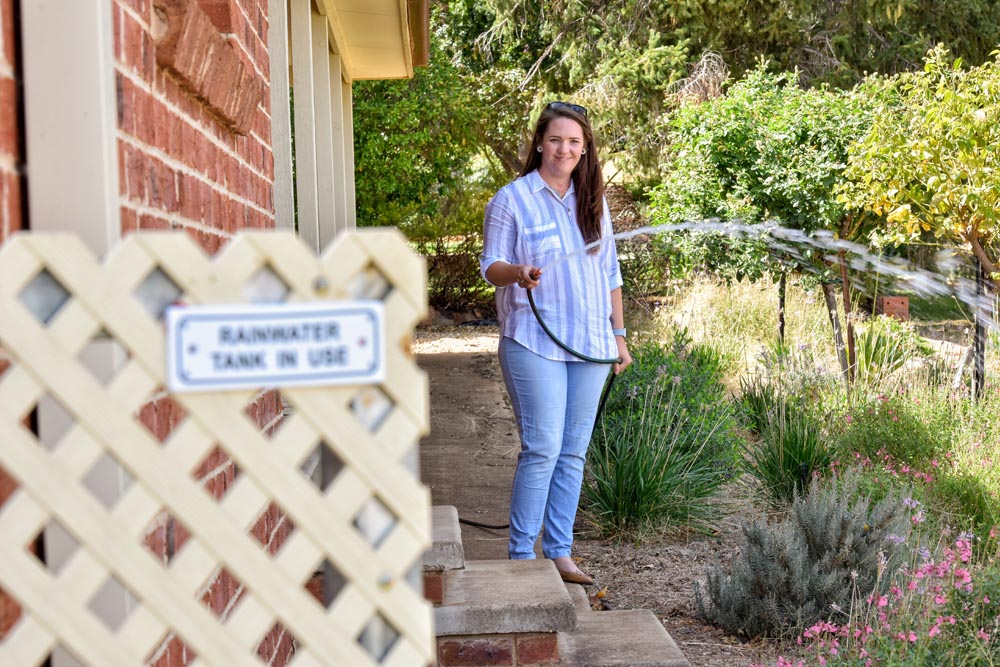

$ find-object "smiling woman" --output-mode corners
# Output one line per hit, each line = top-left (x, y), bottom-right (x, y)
(479, 102), (632, 585)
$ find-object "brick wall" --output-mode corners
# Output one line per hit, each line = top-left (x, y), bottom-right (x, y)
(0, 0), (22, 641)
(114, 0), (273, 252)
(0, 0), (20, 245)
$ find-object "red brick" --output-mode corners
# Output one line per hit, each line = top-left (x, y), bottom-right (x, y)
(515, 633), (559, 665)
(148, 633), (197, 667)
(144, 520), (168, 563)
(0, 463), (16, 510)
(0, 76), (16, 159)
(423, 572), (443, 605)
(116, 72), (132, 132)
(123, 143), (147, 202)
(1, 169), (22, 238)
(135, 86), (156, 146)
(1, 0), (15, 68)
(193, 446), (235, 500)
(178, 173), (199, 219)
(271, 628), (295, 666)
(141, 28), (156, 82)
(438, 637), (514, 666)
(149, 159), (179, 212)
(201, 568), (243, 619)
(122, 11), (143, 75)
(195, 0), (233, 32)
(876, 296), (909, 321)
(153, 0), (262, 134)
(304, 573), (324, 604)
(0, 585), (21, 641)
(121, 205), (139, 234)
(113, 4), (123, 60)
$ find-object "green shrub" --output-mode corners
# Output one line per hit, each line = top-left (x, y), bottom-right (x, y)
(853, 314), (934, 387)
(740, 393), (832, 506)
(583, 331), (739, 535)
(696, 472), (913, 640)
(738, 375), (781, 435)
(601, 330), (739, 466)
(584, 385), (732, 536)
(928, 472), (1000, 539)
(834, 392), (950, 470)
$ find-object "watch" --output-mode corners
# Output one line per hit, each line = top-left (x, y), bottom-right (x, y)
(612, 327), (626, 338)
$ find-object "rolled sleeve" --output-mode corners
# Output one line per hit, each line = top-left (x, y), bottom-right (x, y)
(480, 188), (517, 286)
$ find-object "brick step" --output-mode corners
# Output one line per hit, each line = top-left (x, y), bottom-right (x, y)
(434, 559), (576, 666)
(558, 609), (690, 667)
(424, 505), (466, 572)
(435, 559), (576, 636)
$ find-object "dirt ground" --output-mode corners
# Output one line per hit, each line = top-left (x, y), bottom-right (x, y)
(414, 324), (790, 667)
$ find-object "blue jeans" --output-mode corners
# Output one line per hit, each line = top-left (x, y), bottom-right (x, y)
(499, 337), (610, 560)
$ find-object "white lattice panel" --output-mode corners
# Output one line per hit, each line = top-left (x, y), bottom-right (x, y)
(0, 231), (433, 666)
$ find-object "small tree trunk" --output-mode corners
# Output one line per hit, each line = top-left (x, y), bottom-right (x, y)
(823, 282), (849, 382)
(974, 257), (988, 400)
(838, 249), (856, 382)
(777, 272), (786, 344)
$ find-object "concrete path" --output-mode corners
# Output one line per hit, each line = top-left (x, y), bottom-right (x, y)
(417, 349), (533, 560)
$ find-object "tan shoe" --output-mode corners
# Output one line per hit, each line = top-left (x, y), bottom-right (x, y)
(558, 568), (594, 586)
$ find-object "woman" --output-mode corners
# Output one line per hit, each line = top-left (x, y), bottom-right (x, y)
(480, 101), (631, 585)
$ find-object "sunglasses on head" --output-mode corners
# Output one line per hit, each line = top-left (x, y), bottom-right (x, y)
(546, 101), (588, 117)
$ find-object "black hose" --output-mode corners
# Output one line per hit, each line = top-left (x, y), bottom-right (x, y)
(458, 285), (623, 532)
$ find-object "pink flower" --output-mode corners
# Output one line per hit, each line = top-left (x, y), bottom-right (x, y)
(877, 595), (889, 608)
(934, 595), (946, 604)
(978, 629), (990, 641)
(929, 625), (941, 638)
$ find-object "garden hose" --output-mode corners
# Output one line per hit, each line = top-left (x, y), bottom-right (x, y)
(457, 283), (624, 532)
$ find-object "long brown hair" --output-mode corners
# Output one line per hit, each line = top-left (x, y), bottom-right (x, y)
(520, 105), (605, 249)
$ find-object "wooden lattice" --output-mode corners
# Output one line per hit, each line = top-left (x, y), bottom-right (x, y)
(0, 231), (433, 666)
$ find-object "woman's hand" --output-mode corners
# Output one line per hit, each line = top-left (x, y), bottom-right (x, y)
(514, 264), (542, 289)
(613, 336), (632, 375)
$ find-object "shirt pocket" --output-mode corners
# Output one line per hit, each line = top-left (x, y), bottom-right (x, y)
(523, 220), (563, 262)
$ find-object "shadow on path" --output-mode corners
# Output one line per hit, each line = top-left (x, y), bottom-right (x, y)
(418, 350), (520, 560)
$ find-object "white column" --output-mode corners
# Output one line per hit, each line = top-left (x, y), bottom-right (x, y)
(325, 51), (348, 245)
(311, 12), (336, 250)
(290, 0), (319, 251)
(21, 3), (127, 662)
(22, 0), (120, 249)
(342, 80), (356, 229)
(268, 0), (295, 231)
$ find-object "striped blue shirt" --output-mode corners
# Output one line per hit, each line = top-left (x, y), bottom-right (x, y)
(480, 170), (623, 362)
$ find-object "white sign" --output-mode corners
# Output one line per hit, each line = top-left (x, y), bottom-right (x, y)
(165, 301), (385, 393)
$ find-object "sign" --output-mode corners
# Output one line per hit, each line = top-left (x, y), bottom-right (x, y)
(165, 301), (385, 392)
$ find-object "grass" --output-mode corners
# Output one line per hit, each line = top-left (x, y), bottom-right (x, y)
(906, 294), (972, 322)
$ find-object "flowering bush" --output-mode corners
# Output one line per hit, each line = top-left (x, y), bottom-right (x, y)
(833, 391), (951, 470)
(754, 528), (1000, 666)
(698, 471), (912, 640)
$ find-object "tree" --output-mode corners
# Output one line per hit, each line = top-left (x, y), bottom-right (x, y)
(465, 0), (1000, 179)
(840, 45), (1000, 396)
(649, 65), (878, 373)
(839, 46), (1000, 279)
(352, 15), (481, 228)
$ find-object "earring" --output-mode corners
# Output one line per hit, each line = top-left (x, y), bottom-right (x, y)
(581, 149), (586, 155)
(536, 146), (543, 152)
